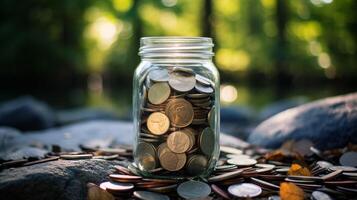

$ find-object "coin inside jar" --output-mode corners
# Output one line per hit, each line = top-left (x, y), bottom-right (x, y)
(148, 82), (171, 105)
(159, 149), (186, 171)
(136, 142), (157, 170)
(146, 112), (170, 135)
(199, 127), (215, 156)
(186, 154), (208, 175)
(165, 98), (194, 128)
(138, 153), (157, 171)
(167, 131), (191, 153)
(148, 68), (169, 82)
(168, 71), (196, 92)
(195, 82), (214, 94)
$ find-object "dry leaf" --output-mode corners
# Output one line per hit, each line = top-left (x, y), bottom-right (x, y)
(288, 163), (311, 176)
(87, 183), (115, 200)
(280, 182), (304, 200)
(264, 150), (285, 161)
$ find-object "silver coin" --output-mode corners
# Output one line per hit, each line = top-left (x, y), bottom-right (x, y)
(99, 181), (134, 192)
(329, 165), (357, 172)
(133, 191), (170, 200)
(172, 66), (195, 74)
(196, 74), (212, 86)
(255, 164), (276, 169)
(136, 142), (157, 170)
(220, 146), (243, 155)
(168, 71), (196, 92)
(177, 181), (211, 199)
(226, 154), (251, 159)
(199, 127), (215, 156)
(195, 82), (214, 94)
(227, 158), (257, 167)
(228, 183), (262, 198)
(316, 161), (333, 169)
(208, 106), (215, 128)
(311, 190), (333, 200)
(268, 195), (281, 200)
(339, 151), (357, 167)
(148, 68), (169, 82)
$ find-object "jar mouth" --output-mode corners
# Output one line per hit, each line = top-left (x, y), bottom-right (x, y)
(139, 37), (214, 59)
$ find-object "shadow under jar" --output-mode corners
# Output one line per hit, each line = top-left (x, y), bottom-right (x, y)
(132, 37), (220, 179)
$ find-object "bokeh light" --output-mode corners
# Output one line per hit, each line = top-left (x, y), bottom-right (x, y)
(220, 85), (238, 103)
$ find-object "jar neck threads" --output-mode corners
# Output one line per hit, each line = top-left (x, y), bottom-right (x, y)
(139, 37), (214, 59)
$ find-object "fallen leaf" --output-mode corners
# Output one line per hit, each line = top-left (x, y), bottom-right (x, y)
(264, 150), (285, 161)
(87, 182), (115, 200)
(280, 182), (304, 200)
(288, 163), (311, 176)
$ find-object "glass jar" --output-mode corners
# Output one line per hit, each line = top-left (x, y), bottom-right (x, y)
(132, 37), (220, 179)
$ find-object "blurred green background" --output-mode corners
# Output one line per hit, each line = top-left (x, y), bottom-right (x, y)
(0, 0), (356, 116)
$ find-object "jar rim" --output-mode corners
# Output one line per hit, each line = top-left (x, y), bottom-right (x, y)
(139, 36), (214, 59)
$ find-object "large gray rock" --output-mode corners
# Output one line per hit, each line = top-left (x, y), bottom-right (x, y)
(0, 97), (56, 131)
(56, 108), (119, 125)
(220, 106), (256, 139)
(248, 93), (357, 150)
(259, 97), (307, 120)
(0, 159), (127, 200)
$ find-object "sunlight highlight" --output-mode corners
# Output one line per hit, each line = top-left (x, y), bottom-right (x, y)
(89, 17), (120, 50)
(220, 85), (238, 103)
(318, 53), (331, 69)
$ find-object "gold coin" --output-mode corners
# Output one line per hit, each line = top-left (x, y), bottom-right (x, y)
(167, 131), (191, 153)
(159, 150), (187, 171)
(165, 98), (194, 128)
(147, 112), (170, 135)
(148, 82), (171, 105)
(182, 128), (196, 151)
(168, 71), (196, 92)
(157, 142), (169, 157)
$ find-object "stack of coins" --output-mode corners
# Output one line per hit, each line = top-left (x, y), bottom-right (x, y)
(135, 66), (216, 176)
(92, 144), (357, 200)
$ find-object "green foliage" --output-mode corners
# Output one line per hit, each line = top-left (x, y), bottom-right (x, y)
(0, 0), (356, 82)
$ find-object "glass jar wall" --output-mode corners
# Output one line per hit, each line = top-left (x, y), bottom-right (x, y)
(132, 37), (220, 179)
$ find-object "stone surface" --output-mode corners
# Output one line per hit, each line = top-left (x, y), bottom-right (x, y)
(0, 159), (128, 200)
(0, 97), (56, 131)
(56, 108), (119, 126)
(259, 97), (307, 120)
(248, 93), (357, 150)
(220, 106), (256, 139)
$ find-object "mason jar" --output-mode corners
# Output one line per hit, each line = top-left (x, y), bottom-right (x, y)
(132, 37), (220, 179)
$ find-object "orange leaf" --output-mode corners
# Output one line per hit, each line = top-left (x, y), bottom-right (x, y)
(264, 150), (285, 161)
(280, 182), (304, 200)
(288, 163), (311, 176)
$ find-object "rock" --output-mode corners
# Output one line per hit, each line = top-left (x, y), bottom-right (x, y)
(0, 159), (128, 200)
(0, 127), (22, 151)
(259, 97), (307, 120)
(220, 106), (256, 139)
(248, 93), (357, 150)
(0, 97), (56, 131)
(0, 146), (48, 161)
(221, 106), (256, 124)
(11, 120), (134, 152)
(56, 108), (119, 125)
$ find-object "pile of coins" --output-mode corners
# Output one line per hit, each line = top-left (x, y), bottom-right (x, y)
(90, 142), (357, 200)
(136, 67), (217, 176)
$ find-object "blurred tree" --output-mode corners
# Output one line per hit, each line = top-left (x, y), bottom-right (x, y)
(0, 0), (92, 87)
